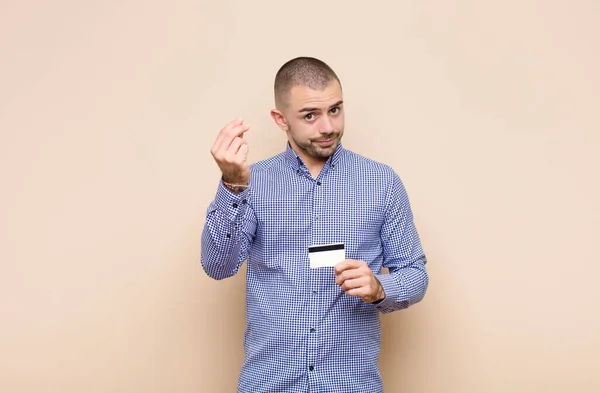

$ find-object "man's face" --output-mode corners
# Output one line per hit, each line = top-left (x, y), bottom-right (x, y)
(278, 80), (345, 162)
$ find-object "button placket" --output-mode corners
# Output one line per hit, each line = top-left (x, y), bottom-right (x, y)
(307, 268), (319, 379)
(308, 173), (325, 378)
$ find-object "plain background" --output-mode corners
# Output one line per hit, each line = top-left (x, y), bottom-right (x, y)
(1, 1), (599, 392)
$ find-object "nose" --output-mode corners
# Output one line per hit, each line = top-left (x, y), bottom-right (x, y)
(319, 115), (334, 135)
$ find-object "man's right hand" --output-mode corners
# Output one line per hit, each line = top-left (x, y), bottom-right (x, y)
(210, 118), (251, 185)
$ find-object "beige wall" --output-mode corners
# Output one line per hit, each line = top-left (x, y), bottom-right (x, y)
(1, 1), (599, 392)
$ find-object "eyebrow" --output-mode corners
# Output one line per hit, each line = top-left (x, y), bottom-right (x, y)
(298, 100), (344, 113)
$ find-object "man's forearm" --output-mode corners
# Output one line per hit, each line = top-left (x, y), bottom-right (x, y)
(200, 183), (255, 280)
(374, 258), (429, 313)
(201, 213), (247, 280)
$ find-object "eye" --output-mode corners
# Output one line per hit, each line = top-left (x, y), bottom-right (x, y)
(304, 113), (315, 121)
(329, 107), (340, 115)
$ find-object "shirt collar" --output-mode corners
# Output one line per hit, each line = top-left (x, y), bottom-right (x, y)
(284, 141), (346, 172)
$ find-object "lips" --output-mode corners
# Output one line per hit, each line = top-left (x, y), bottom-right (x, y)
(315, 139), (335, 147)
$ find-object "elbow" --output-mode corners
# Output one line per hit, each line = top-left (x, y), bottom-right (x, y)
(202, 266), (231, 281)
(200, 253), (236, 281)
(200, 248), (238, 280)
(411, 268), (429, 306)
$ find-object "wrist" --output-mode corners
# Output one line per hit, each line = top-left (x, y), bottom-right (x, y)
(222, 170), (249, 186)
(222, 179), (248, 194)
(222, 177), (249, 185)
(375, 280), (386, 303)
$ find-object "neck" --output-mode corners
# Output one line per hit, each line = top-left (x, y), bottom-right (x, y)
(300, 151), (327, 179)
(306, 161), (326, 179)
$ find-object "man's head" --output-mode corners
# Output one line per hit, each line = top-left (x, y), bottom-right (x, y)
(271, 57), (345, 165)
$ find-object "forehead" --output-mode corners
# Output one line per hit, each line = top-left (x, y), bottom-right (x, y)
(287, 80), (343, 110)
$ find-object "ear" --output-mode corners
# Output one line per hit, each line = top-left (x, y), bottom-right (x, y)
(270, 109), (289, 131)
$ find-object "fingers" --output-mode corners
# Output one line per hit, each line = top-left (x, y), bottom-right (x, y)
(228, 136), (246, 155)
(213, 118), (243, 151)
(210, 119), (251, 185)
(223, 137), (248, 166)
(339, 275), (382, 303)
(334, 259), (367, 284)
(213, 119), (250, 156)
(345, 286), (369, 298)
(334, 259), (382, 302)
(339, 277), (368, 292)
(340, 276), (377, 302)
(334, 266), (363, 286)
(238, 143), (249, 159)
(334, 259), (362, 275)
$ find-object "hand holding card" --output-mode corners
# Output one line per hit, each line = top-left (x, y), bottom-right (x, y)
(334, 259), (386, 304)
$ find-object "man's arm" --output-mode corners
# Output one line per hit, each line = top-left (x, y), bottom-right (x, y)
(373, 170), (429, 313)
(201, 118), (256, 280)
(201, 180), (256, 280)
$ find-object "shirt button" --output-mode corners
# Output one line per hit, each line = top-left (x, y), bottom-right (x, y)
(310, 328), (316, 333)
(232, 203), (238, 208)
(316, 181), (321, 186)
(309, 365), (314, 371)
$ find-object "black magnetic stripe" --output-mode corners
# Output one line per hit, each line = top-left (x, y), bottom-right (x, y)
(308, 243), (345, 253)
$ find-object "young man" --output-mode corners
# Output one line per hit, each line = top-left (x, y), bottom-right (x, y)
(201, 57), (429, 393)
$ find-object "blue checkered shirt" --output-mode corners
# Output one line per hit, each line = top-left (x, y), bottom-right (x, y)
(201, 142), (428, 393)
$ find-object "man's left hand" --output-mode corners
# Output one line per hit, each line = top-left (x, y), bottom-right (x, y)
(334, 259), (385, 303)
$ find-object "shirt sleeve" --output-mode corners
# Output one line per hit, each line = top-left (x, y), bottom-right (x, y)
(200, 180), (257, 280)
(374, 170), (429, 313)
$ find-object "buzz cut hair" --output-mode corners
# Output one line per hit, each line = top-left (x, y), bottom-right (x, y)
(274, 57), (341, 109)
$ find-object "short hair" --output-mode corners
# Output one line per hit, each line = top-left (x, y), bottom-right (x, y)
(274, 57), (341, 108)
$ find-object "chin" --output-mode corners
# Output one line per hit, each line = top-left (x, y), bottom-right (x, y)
(314, 144), (338, 158)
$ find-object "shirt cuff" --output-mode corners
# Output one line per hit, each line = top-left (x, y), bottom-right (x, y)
(373, 273), (400, 312)
(211, 180), (251, 222)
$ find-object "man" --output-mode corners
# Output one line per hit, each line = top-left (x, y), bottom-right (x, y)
(201, 57), (428, 393)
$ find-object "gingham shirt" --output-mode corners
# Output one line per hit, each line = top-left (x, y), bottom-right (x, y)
(201, 142), (428, 393)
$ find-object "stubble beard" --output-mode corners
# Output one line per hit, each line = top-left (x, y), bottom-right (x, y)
(293, 133), (343, 161)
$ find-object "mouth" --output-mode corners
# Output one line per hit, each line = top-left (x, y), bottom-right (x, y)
(315, 138), (335, 147)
